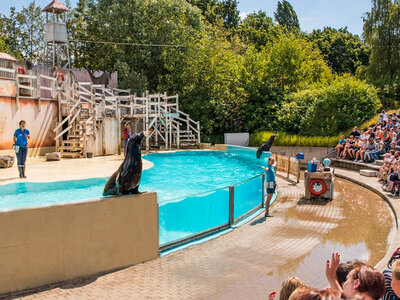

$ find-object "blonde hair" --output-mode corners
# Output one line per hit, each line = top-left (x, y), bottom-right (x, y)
(393, 260), (400, 281)
(280, 277), (304, 300)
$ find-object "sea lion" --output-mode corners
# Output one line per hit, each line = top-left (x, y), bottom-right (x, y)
(103, 132), (144, 196)
(256, 135), (277, 159)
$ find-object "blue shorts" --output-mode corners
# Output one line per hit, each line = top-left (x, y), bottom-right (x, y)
(266, 182), (276, 195)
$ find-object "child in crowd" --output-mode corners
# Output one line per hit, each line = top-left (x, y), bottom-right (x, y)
(268, 277), (304, 300)
(335, 135), (346, 159)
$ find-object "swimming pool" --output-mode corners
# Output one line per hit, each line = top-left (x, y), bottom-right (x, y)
(0, 146), (275, 245)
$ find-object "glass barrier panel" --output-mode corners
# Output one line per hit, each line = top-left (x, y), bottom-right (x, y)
(234, 175), (263, 220)
(159, 187), (230, 245)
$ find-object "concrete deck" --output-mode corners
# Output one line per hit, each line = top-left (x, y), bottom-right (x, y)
(0, 155), (153, 185)
(9, 170), (394, 299)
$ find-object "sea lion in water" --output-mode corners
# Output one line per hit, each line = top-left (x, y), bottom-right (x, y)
(103, 132), (144, 195)
(256, 135), (277, 159)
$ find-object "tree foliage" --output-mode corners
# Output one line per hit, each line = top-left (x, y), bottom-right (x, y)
(308, 27), (369, 75)
(277, 76), (381, 136)
(363, 0), (400, 106)
(274, 0), (300, 31)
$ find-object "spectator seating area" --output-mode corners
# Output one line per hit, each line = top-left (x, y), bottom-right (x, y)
(333, 110), (400, 195)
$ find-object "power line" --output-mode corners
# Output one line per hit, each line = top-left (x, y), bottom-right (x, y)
(71, 39), (185, 48)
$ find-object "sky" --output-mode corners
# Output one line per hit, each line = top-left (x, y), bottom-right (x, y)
(0, 0), (372, 37)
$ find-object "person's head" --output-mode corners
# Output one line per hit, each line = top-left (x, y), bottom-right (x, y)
(342, 265), (385, 300)
(340, 135), (345, 141)
(392, 260), (400, 297)
(279, 277), (303, 300)
(350, 135), (354, 140)
(355, 136), (360, 141)
(19, 120), (26, 129)
(395, 151), (400, 157)
(363, 138), (368, 143)
(353, 126), (358, 132)
(268, 157), (275, 166)
(336, 260), (365, 287)
(289, 287), (341, 300)
(382, 110), (386, 114)
(125, 121), (130, 129)
(376, 137), (381, 142)
(368, 127), (373, 133)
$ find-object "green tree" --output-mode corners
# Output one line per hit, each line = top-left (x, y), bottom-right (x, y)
(73, 0), (204, 90)
(308, 27), (369, 75)
(274, 0), (300, 31)
(187, 0), (240, 29)
(363, 0), (400, 106)
(170, 23), (247, 136)
(237, 11), (282, 49)
(17, 1), (45, 63)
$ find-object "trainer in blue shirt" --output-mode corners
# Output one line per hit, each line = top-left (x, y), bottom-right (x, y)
(13, 120), (30, 178)
(261, 157), (276, 218)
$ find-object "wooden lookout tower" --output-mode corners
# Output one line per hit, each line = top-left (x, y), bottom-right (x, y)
(42, 0), (70, 68)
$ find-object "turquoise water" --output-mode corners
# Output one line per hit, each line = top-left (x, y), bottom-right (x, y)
(0, 147), (273, 244)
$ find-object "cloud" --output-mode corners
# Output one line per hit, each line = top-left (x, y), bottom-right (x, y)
(239, 11), (249, 20)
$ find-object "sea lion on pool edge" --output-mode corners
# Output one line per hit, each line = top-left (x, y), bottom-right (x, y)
(256, 135), (277, 159)
(103, 132), (144, 196)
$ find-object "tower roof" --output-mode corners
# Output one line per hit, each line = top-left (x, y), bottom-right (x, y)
(42, 0), (69, 13)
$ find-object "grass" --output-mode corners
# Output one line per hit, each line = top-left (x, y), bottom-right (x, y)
(249, 131), (340, 147)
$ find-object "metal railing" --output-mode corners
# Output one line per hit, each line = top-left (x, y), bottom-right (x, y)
(159, 172), (266, 252)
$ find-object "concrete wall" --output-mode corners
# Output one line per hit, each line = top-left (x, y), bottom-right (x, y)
(0, 192), (159, 295)
(0, 96), (58, 154)
(224, 133), (249, 146)
(270, 146), (332, 163)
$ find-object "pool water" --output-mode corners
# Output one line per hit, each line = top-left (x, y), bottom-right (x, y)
(0, 150), (265, 210)
(0, 148), (271, 244)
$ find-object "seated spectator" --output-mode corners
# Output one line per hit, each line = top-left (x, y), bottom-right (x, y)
(269, 276), (304, 300)
(364, 138), (377, 163)
(336, 135), (346, 159)
(350, 126), (361, 138)
(350, 136), (362, 160)
(371, 137), (385, 162)
(343, 135), (355, 160)
(382, 109), (388, 121)
(356, 138), (368, 162)
(365, 127), (375, 140)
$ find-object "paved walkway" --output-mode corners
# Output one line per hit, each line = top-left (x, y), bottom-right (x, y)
(0, 155), (153, 185)
(15, 175), (393, 300)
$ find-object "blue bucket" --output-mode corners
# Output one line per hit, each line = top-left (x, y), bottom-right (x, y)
(307, 162), (317, 172)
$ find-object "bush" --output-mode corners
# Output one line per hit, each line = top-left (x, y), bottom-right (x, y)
(249, 131), (340, 147)
(277, 76), (381, 136)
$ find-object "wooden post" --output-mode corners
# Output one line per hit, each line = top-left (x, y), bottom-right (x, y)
(197, 121), (201, 145)
(117, 97), (121, 155)
(15, 72), (20, 111)
(229, 186), (234, 226)
(145, 90), (150, 152)
(57, 89), (62, 148)
(37, 72), (41, 112)
(82, 122), (87, 158)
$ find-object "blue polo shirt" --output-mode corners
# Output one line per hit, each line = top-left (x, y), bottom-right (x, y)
(265, 165), (276, 182)
(14, 128), (29, 147)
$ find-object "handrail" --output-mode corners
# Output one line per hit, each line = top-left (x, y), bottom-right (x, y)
(53, 100), (81, 132)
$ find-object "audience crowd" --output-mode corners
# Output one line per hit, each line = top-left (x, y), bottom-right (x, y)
(268, 250), (400, 300)
(335, 110), (400, 195)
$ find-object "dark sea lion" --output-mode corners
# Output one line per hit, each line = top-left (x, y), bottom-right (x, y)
(256, 135), (277, 159)
(103, 132), (145, 196)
